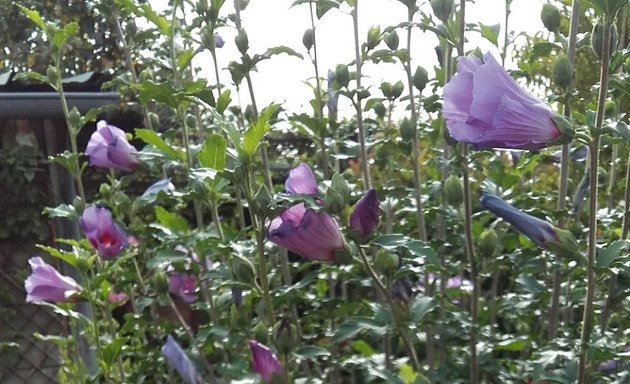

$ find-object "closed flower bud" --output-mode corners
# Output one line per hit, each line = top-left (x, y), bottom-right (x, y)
(232, 254), (256, 285)
(335, 64), (350, 88)
(349, 189), (380, 243)
(373, 101), (386, 119)
(552, 55), (573, 89)
(46, 65), (60, 85)
(385, 31), (399, 50)
(430, 0), (454, 23)
(591, 22), (618, 60)
(443, 175), (464, 206)
(148, 112), (160, 128)
(541, 4), (561, 33)
(253, 323), (269, 344)
(330, 173), (351, 204)
(201, 27), (214, 49)
(478, 228), (499, 258)
(325, 187), (345, 214)
(366, 25), (381, 50)
(68, 107), (82, 131)
(253, 184), (273, 216)
(374, 251), (398, 276)
(413, 66), (429, 92)
(302, 28), (314, 50)
(391, 81), (404, 99)
(273, 319), (297, 355)
(235, 29), (249, 55)
(380, 82), (393, 98)
(184, 114), (197, 130)
(399, 117), (416, 142)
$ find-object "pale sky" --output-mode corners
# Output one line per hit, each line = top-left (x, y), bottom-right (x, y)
(157, 0), (547, 118)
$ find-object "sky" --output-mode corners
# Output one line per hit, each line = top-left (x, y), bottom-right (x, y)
(164, 0), (548, 118)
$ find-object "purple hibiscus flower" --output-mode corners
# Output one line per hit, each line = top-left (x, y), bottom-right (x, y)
(25, 257), (81, 303)
(79, 205), (129, 260)
(85, 120), (140, 171)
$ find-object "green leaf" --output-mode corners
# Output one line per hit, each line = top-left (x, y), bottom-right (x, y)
(137, 80), (180, 109)
(135, 128), (181, 160)
(351, 340), (375, 357)
(399, 364), (417, 384)
(177, 49), (195, 71)
(479, 22), (500, 47)
(410, 295), (436, 322)
(17, 6), (46, 30)
(216, 90), (232, 114)
(294, 346), (329, 359)
(102, 337), (127, 367)
(52, 22), (79, 53)
(43, 204), (78, 220)
(494, 336), (530, 352)
(154, 206), (189, 232)
(147, 249), (188, 269)
(597, 240), (630, 268)
(139, 3), (170, 35)
(332, 317), (387, 344)
(197, 134), (227, 170)
(36, 245), (79, 268)
(610, 121), (630, 141)
(242, 104), (280, 156)
(516, 273), (545, 294)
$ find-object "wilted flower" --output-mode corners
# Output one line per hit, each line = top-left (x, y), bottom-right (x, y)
(168, 274), (198, 303)
(267, 203), (344, 261)
(25, 257), (81, 303)
(79, 205), (129, 260)
(480, 192), (558, 249)
(161, 335), (202, 384)
(85, 120), (140, 171)
(250, 340), (283, 383)
(214, 33), (225, 48)
(443, 52), (573, 150)
(285, 163), (319, 195)
(349, 189), (380, 242)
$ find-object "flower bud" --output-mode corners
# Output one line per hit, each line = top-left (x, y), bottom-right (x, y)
(68, 107), (82, 132)
(430, 0), (454, 23)
(349, 189), (380, 244)
(380, 82), (393, 98)
(253, 184), (273, 216)
(413, 66), (429, 92)
(330, 173), (351, 205)
(541, 4), (561, 33)
(231, 254), (256, 285)
(235, 29), (249, 55)
(273, 319), (297, 356)
(335, 64), (350, 88)
(214, 33), (225, 48)
(478, 228), (499, 258)
(302, 28), (314, 50)
(552, 54), (573, 90)
(392, 81), (404, 99)
(591, 22), (618, 60)
(399, 117), (416, 142)
(366, 25), (381, 50)
(325, 187), (345, 214)
(148, 112), (160, 128)
(373, 101), (386, 119)
(374, 251), (398, 276)
(185, 114), (197, 130)
(443, 174), (464, 206)
(385, 31), (399, 50)
(201, 27), (214, 49)
(46, 65), (60, 85)
(253, 322), (269, 343)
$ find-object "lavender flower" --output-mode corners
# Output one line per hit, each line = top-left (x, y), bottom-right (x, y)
(214, 33), (225, 48)
(142, 179), (175, 198)
(168, 274), (198, 303)
(285, 163), (319, 195)
(480, 192), (558, 249)
(25, 257), (81, 303)
(161, 335), (202, 384)
(79, 205), (129, 260)
(349, 189), (380, 242)
(443, 52), (573, 150)
(267, 203), (344, 261)
(250, 340), (283, 383)
(85, 120), (140, 171)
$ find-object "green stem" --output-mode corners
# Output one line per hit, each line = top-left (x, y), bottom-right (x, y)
(308, 2), (328, 178)
(351, 0), (372, 190)
(577, 16), (611, 384)
(81, 270), (110, 383)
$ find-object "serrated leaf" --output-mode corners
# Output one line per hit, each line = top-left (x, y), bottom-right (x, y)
(137, 80), (180, 108)
(147, 249), (188, 269)
(103, 337), (127, 367)
(597, 240), (630, 268)
(197, 134), (227, 170)
(479, 22), (500, 47)
(216, 90), (232, 114)
(135, 128), (181, 160)
(242, 104), (280, 156)
(43, 204), (77, 220)
(36, 245), (79, 268)
(177, 49), (195, 71)
(154, 206), (189, 232)
(139, 3), (170, 34)
(18, 6), (46, 30)
(52, 22), (79, 53)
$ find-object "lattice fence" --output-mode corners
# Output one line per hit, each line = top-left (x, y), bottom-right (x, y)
(0, 241), (64, 383)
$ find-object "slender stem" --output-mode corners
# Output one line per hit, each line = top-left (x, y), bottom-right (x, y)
(351, 0), (372, 190)
(81, 270), (110, 383)
(308, 2), (328, 178)
(357, 247), (421, 372)
(210, 198), (225, 241)
(550, 0), (580, 340)
(577, 16), (611, 384)
(501, 0), (510, 67)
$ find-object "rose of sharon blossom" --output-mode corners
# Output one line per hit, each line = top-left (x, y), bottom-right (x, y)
(85, 120), (140, 171)
(480, 192), (558, 249)
(79, 205), (129, 260)
(285, 163), (319, 195)
(267, 203), (344, 261)
(161, 335), (202, 384)
(168, 274), (198, 303)
(250, 340), (283, 383)
(349, 189), (380, 242)
(25, 257), (81, 303)
(443, 52), (573, 150)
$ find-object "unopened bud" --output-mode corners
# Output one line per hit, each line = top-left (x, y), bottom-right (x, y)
(235, 29), (249, 55)
(374, 251), (398, 276)
(273, 319), (297, 355)
(430, 0), (454, 23)
(392, 81), (404, 99)
(399, 117), (416, 142)
(552, 55), (573, 89)
(385, 31), (399, 50)
(253, 322), (268, 343)
(591, 22), (618, 60)
(148, 112), (160, 129)
(302, 28), (314, 50)
(330, 173), (350, 205)
(325, 187), (345, 214)
(231, 254), (256, 285)
(185, 114), (197, 130)
(478, 228), (499, 258)
(46, 66), (60, 85)
(335, 64), (350, 88)
(541, 3), (561, 33)
(413, 66), (429, 92)
(443, 174), (464, 206)
(373, 101), (386, 119)
(366, 25), (381, 50)
(68, 107), (82, 132)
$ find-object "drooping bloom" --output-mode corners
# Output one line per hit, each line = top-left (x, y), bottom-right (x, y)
(349, 189), (380, 241)
(79, 205), (129, 260)
(161, 335), (202, 384)
(85, 120), (140, 171)
(25, 257), (81, 303)
(285, 163), (319, 195)
(250, 340), (283, 383)
(214, 33), (225, 48)
(480, 192), (558, 249)
(443, 52), (573, 150)
(168, 274), (198, 303)
(267, 203), (344, 261)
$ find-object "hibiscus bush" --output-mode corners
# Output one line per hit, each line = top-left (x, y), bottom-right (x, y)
(14, 0), (630, 383)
